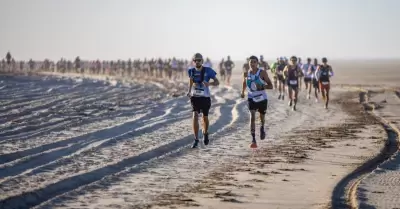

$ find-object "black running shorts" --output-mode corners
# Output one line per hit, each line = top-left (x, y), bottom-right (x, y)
(287, 79), (299, 90)
(313, 78), (319, 89)
(248, 98), (268, 114)
(277, 75), (285, 83)
(190, 96), (211, 116)
(304, 77), (312, 83)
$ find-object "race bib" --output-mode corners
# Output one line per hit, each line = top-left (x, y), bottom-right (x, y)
(252, 95), (264, 102)
(321, 81), (329, 85)
(289, 80), (298, 85)
(193, 88), (205, 96)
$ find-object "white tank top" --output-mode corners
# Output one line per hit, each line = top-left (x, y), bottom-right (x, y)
(246, 69), (268, 102)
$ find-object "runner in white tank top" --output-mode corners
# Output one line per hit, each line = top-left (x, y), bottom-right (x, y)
(241, 55), (273, 149)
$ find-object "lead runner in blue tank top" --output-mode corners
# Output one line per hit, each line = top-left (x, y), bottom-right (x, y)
(187, 53), (220, 148)
(241, 55), (273, 149)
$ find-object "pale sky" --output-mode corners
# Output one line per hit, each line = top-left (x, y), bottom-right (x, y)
(1, 0), (399, 61)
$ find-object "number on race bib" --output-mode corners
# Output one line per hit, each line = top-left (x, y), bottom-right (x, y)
(252, 95), (264, 102)
(289, 80), (297, 85)
(194, 89), (205, 96)
(322, 81), (329, 85)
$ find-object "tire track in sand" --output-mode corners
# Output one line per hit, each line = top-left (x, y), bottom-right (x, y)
(331, 88), (400, 209)
(0, 97), (190, 179)
(0, 87), (239, 209)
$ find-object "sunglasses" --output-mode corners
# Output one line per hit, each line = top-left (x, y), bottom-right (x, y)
(193, 59), (202, 62)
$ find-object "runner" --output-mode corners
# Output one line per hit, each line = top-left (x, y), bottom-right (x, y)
(203, 58), (212, 68)
(171, 58), (178, 79)
(187, 53), (220, 148)
(297, 57), (303, 90)
(219, 58), (225, 82)
(315, 57), (334, 109)
(259, 55), (270, 72)
(270, 58), (279, 90)
(284, 57), (288, 65)
(276, 57), (287, 100)
(224, 56), (235, 85)
(241, 55), (273, 148)
(312, 58), (320, 102)
(302, 58), (314, 99)
(6, 51), (11, 65)
(283, 56), (304, 111)
(5, 52), (12, 72)
(242, 57), (250, 73)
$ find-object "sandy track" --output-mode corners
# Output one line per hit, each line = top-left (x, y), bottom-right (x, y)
(140, 89), (387, 209)
(0, 74), (245, 208)
(0, 72), (396, 209)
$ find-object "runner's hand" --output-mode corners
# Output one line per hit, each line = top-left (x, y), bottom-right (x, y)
(202, 81), (210, 87)
(240, 92), (245, 98)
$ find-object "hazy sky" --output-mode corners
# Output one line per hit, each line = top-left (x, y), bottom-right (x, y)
(1, 0), (399, 61)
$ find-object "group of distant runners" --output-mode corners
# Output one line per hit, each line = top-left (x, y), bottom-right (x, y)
(187, 53), (333, 149)
(1, 52), (237, 84)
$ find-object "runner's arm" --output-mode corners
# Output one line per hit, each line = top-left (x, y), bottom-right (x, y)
(205, 69), (219, 86)
(241, 72), (247, 94)
(298, 67), (304, 77)
(329, 66), (334, 77)
(260, 70), (273, 89)
(314, 67), (320, 81)
(187, 69), (194, 95)
(271, 64), (276, 74)
(283, 66), (289, 79)
(209, 77), (219, 86)
(187, 78), (194, 94)
(302, 65), (308, 76)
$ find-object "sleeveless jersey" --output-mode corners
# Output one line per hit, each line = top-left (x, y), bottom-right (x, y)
(246, 69), (268, 102)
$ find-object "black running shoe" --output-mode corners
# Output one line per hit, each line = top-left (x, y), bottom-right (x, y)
(191, 139), (199, 148)
(260, 126), (266, 140)
(204, 133), (209, 145)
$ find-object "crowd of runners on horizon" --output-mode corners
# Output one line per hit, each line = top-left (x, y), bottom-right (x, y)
(1, 52), (236, 83)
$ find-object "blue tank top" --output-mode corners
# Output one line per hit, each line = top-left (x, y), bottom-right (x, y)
(246, 69), (268, 102)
